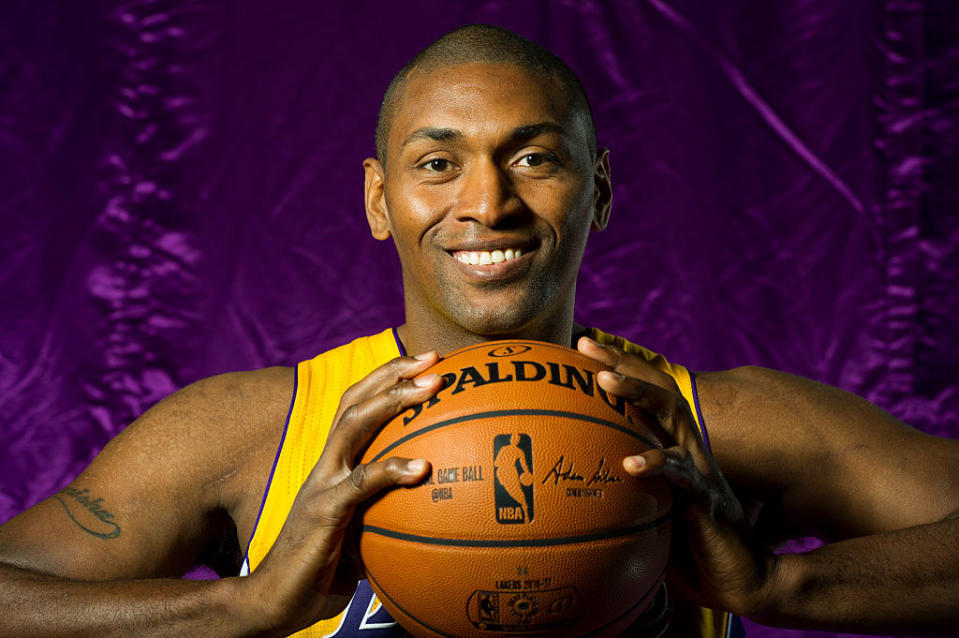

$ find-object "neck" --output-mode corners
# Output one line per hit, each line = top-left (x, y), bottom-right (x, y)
(397, 309), (588, 357)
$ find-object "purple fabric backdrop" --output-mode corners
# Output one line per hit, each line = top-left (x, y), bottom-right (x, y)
(2, 2), (957, 637)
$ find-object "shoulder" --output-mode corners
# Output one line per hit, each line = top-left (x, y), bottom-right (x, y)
(693, 365), (825, 426)
(97, 365), (297, 521)
(122, 365), (295, 451)
(162, 365), (296, 431)
(692, 364), (899, 452)
(693, 366), (959, 538)
(110, 365), (299, 551)
(691, 365), (869, 490)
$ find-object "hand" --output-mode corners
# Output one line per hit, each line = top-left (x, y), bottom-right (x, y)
(240, 352), (444, 637)
(577, 337), (775, 617)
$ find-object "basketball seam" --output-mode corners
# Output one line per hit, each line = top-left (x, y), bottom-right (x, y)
(362, 512), (670, 547)
(368, 408), (662, 464)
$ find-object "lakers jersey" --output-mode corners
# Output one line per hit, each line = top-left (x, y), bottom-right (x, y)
(240, 328), (744, 638)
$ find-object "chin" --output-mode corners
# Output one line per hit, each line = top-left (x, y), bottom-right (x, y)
(444, 297), (550, 339)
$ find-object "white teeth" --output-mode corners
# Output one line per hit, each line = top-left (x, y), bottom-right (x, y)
(454, 248), (525, 265)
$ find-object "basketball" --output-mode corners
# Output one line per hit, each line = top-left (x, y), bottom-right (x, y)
(359, 340), (672, 637)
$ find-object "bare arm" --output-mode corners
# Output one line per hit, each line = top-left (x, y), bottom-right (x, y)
(0, 367), (292, 637)
(0, 566), (253, 638)
(0, 356), (445, 638)
(578, 337), (959, 636)
(699, 366), (959, 635)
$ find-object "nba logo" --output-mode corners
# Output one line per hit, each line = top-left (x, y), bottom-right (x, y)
(478, 592), (499, 622)
(493, 433), (534, 524)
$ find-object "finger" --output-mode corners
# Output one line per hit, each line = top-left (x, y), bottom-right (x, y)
(320, 373), (445, 476)
(576, 335), (619, 367)
(624, 447), (705, 497)
(577, 336), (678, 392)
(629, 449), (745, 528)
(625, 447), (734, 520)
(324, 457), (432, 520)
(331, 351), (440, 426)
(305, 457), (432, 599)
(595, 369), (703, 452)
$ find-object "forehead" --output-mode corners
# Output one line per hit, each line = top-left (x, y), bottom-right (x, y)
(388, 62), (581, 154)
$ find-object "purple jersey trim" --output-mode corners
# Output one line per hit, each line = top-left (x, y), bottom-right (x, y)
(690, 371), (713, 453)
(392, 326), (406, 356)
(242, 363), (299, 567)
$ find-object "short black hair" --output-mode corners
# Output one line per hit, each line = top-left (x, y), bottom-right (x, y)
(375, 24), (597, 164)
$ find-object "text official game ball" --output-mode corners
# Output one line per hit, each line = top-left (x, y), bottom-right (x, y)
(359, 340), (672, 638)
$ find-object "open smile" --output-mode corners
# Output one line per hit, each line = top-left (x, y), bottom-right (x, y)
(445, 244), (535, 281)
(451, 248), (524, 265)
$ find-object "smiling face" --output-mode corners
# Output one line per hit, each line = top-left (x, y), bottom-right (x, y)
(364, 62), (611, 353)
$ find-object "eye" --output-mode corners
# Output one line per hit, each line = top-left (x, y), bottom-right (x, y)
(420, 158), (453, 172)
(514, 153), (556, 168)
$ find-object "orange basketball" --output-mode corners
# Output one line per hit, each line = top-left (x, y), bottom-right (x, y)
(359, 340), (672, 637)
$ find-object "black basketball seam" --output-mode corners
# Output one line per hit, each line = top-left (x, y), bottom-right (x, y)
(362, 512), (670, 547)
(368, 408), (661, 464)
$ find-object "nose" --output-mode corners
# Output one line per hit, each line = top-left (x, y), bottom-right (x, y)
(453, 158), (522, 227)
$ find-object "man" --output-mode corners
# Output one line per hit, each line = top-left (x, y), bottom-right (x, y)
(1, 23), (957, 638)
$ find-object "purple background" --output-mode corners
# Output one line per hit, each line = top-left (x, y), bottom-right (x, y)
(2, 2), (957, 637)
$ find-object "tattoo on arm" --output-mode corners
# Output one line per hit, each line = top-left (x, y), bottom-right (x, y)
(53, 487), (121, 539)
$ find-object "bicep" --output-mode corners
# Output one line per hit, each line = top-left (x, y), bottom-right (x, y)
(697, 366), (959, 541)
(0, 475), (211, 580)
(0, 369), (287, 580)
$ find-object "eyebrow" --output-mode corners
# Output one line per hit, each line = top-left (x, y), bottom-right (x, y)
(400, 127), (462, 148)
(510, 122), (567, 141)
(399, 121), (568, 149)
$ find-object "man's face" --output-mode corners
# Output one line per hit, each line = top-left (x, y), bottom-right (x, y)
(365, 62), (610, 339)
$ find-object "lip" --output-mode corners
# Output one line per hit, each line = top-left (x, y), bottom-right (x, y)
(446, 247), (534, 282)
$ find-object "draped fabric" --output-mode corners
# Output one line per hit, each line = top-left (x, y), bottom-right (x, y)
(1, 2), (957, 637)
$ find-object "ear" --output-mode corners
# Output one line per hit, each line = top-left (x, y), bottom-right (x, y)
(364, 157), (392, 240)
(591, 148), (612, 231)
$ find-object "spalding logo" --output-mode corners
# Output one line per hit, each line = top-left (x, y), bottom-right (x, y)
(493, 433), (534, 524)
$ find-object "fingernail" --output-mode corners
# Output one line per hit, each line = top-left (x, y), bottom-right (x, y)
(413, 373), (438, 387)
(414, 351), (435, 361)
(406, 459), (427, 474)
(600, 370), (626, 382)
(624, 455), (646, 472)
